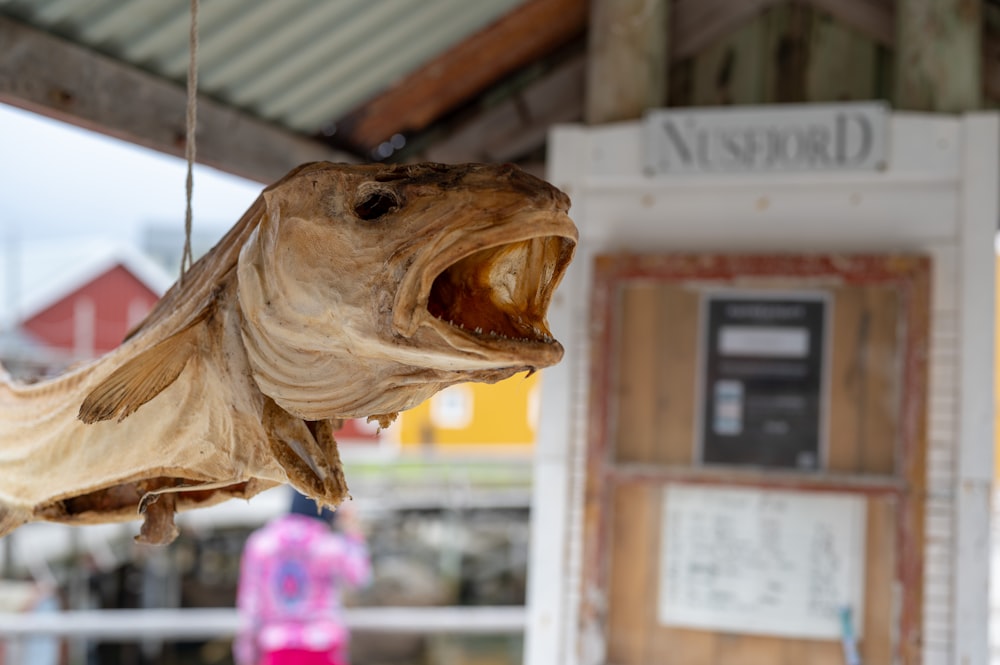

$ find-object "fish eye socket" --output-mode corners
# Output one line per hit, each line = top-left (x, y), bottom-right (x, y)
(354, 188), (400, 221)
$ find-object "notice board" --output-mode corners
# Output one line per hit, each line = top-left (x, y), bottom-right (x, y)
(658, 484), (866, 639)
(584, 253), (930, 665)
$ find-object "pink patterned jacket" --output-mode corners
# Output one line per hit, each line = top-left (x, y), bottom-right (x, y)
(234, 514), (372, 665)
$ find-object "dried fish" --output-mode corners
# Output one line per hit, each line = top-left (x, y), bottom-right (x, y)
(0, 162), (577, 544)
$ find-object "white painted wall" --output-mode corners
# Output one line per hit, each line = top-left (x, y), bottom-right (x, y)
(526, 112), (997, 665)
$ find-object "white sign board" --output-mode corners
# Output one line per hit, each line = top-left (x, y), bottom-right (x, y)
(643, 102), (888, 175)
(658, 484), (866, 639)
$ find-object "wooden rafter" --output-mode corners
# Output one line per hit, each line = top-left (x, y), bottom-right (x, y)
(420, 55), (585, 164)
(333, 0), (587, 154)
(673, 0), (783, 60)
(673, 0), (893, 59)
(0, 16), (354, 184)
(984, 31), (1000, 100)
(806, 0), (893, 46)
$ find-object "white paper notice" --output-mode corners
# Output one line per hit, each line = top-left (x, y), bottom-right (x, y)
(658, 485), (866, 639)
(718, 325), (810, 358)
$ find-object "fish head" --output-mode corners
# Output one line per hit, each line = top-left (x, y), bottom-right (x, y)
(238, 162), (577, 420)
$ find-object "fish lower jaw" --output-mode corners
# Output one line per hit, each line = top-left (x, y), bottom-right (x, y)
(411, 316), (564, 370)
(438, 318), (556, 345)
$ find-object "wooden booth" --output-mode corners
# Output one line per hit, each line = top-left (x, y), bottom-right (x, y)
(524, 107), (997, 665)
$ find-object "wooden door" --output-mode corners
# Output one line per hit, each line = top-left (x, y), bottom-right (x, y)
(582, 254), (929, 665)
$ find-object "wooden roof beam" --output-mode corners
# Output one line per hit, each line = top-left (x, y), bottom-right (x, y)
(421, 55), (585, 164)
(333, 0), (587, 154)
(806, 0), (893, 47)
(0, 15), (355, 185)
(673, 0), (892, 60)
(673, 0), (783, 60)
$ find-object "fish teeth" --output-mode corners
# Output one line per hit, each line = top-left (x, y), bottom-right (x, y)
(443, 318), (555, 343)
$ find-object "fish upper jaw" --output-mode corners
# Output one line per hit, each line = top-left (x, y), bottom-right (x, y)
(390, 208), (577, 371)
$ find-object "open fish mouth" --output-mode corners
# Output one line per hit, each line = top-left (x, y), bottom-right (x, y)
(428, 236), (569, 342)
(398, 211), (577, 366)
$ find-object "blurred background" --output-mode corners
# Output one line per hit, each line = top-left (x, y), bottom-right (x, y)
(1, 0), (999, 664)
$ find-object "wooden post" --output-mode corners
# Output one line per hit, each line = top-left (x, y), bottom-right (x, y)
(585, 0), (670, 124)
(895, 0), (982, 111)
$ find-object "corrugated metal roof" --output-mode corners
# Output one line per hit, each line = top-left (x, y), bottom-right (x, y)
(0, 0), (526, 134)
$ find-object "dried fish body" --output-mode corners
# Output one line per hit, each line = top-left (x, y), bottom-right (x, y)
(0, 162), (576, 544)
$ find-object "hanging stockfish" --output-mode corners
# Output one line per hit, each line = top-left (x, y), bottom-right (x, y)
(0, 162), (577, 544)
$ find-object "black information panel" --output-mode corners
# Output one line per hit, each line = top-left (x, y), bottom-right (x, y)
(699, 294), (827, 470)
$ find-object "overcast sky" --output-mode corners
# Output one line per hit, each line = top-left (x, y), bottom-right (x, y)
(0, 103), (263, 247)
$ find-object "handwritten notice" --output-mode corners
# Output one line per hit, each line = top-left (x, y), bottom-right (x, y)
(658, 485), (866, 639)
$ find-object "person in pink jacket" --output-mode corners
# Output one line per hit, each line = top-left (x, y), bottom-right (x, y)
(234, 492), (372, 665)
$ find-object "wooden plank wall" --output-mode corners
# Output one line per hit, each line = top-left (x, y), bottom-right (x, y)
(587, 255), (930, 665)
(666, 1), (1000, 112)
(670, 4), (890, 107)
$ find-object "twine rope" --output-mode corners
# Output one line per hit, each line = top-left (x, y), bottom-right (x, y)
(180, 0), (199, 284)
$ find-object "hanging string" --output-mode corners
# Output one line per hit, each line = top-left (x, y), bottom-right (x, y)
(180, 0), (199, 284)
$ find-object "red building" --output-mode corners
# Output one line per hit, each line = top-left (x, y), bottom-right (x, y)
(24, 263), (164, 358)
(0, 240), (172, 373)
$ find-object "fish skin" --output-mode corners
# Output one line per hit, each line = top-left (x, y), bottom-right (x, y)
(0, 162), (577, 544)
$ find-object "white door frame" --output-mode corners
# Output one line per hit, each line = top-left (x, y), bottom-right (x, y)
(525, 111), (997, 665)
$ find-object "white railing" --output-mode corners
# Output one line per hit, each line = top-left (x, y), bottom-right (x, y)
(0, 606), (526, 639)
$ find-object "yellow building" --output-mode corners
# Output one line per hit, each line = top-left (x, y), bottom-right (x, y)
(398, 371), (540, 449)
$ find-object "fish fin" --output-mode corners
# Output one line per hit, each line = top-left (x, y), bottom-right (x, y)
(307, 419), (349, 503)
(263, 400), (348, 504)
(0, 500), (30, 539)
(78, 321), (204, 424)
